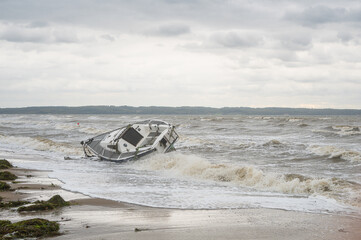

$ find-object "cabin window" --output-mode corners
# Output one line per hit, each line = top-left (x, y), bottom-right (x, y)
(122, 127), (143, 147)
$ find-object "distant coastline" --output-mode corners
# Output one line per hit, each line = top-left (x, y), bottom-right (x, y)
(0, 106), (360, 115)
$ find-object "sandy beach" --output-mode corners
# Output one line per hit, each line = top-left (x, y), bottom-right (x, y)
(0, 158), (360, 240)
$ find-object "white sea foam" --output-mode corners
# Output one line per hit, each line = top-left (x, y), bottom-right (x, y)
(132, 152), (341, 196)
(332, 125), (361, 136)
(287, 118), (302, 122)
(199, 116), (226, 122)
(308, 145), (361, 162)
(179, 135), (221, 147)
(313, 125), (361, 137)
(262, 139), (284, 147)
(131, 153), (361, 209)
(0, 134), (82, 155)
(77, 126), (108, 135)
(54, 123), (79, 131)
(54, 122), (109, 135)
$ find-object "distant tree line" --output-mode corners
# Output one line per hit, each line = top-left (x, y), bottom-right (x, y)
(0, 106), (360, 115)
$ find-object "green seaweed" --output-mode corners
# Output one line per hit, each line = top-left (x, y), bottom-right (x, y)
(0, 218), (59, 239)
(0, 200), (30, 209)
(17, 195), (70, 212)
(0, 220), (10, 227)
(47, 195), (69, 207)
(0, 181), (11, 191)
(0, 164), (10, 170)
(18, 202), (56, 212)
(0, 220), (12, 237)
(0, 160), (12, 169)
(0, 171), (17, 181)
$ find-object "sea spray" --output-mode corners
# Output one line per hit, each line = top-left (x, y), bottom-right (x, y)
(308, 145), (361, 162)
(313, 125), (361, 137)
(0, 134), (82, 156)
(132, 152), (336, 195)
(131, 152), (361, 208)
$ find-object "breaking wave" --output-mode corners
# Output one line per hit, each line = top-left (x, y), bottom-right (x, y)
(54, 123), (109, 135)
(0, 134), (82, 155)
(286, 118), (302, 122)
(180, 136), (289, 150)
(178, 135), (215, 147)
(236, 139), (290, 150)
(308, 145), (361, 162)
(77, 126), (108, 135)
(132, 153), (354, 197)
(54, 123), (79, 131)
(262, 139), (284, 147)
(200, 117), (226, 122)
(313, 125), (361, 137)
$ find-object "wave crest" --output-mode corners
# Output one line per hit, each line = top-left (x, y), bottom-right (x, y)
(133, 153), (340, 195)
(313, 125), (361, 137)
(262, 140), (284, 147)
(0, 134), (82, 155)
(308, 145), (361, 162)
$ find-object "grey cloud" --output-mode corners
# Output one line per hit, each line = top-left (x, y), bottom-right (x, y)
(0, 23), (78, 43)
(26, 21), (49, 28)
(0, 1), (277, 32)
(210, 32), (262, 48)
(337, 31), (353, 42)
(280, 35), (312, 50)
(347, 9), (361, 22)
(101, 34), (116, 41)
(0, 1), (197, 32)
(0, 29), (47, 43)
(52, 30), (78, 43)
(146, 24), (190, 37)
(285, 5), (361, 26)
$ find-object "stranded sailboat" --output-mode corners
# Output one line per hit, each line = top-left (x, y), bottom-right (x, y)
(81, 119), (179, 161)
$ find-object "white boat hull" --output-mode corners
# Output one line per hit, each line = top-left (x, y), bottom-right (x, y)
(81, 119), (178, 161)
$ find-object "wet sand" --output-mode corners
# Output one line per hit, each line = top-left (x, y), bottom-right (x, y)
(1, 161), (361, 240)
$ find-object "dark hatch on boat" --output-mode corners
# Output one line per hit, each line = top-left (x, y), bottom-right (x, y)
(122, 127), (143, 147)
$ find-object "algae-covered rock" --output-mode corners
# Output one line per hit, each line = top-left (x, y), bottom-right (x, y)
(0, 220), (13, 237)
(0, 220), (11, 229)
(0, 160), (12, 169)
(0, 218), (59, 239)
(0, 164), (10, 170)
(0, 220), (11, 227)
(12, 218), (59, 238)
(0, 181), (11, 191)
(17, 202), (56, 212)
(17, 195), (70, 212)
(47, 195), (69, 207)
(0, 200), (30, 209)
(0, 171), (17, 181)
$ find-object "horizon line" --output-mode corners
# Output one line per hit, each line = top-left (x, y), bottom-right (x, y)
(1, 105), (361, 111)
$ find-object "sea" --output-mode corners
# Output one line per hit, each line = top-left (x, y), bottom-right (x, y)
(0, 114), (360, 216)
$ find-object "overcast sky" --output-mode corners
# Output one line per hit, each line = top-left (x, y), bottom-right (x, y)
(0, 0), (360, 108)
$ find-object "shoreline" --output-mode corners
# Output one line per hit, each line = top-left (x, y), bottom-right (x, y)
(1, 159), (361, 239)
